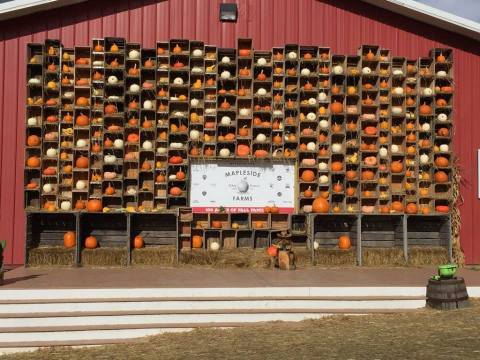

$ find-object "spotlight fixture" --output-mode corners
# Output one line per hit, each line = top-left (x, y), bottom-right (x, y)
(219, 3), (238, 22)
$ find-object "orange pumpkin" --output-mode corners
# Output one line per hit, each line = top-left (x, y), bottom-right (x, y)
(434, 171), (448, 183)
(85, 236), (98, 249)
(312, 197), (329, 213)
(301, 170), (316, 182)
(169, 156), (183, 164)
(364, 126), (377, 136)
(87, 199), (102, 212)
(331, 161), (343, 171)
(330, 101), (343, 114)
(75, 156), (89, 169)
(391, 201), (404, 212)
(169, 187), (182, 196)
(405, 203), (418, 214)
(133, 235), (144, 249)
(236, 144), (250, 157)
(346, 170), (357, 180)
(361, 170), (375, 181)
(435, 156), (449, 167)
(338, 235), (351, 250)
(75, 200), (85, 210)
(391, 161), (404, 173)
(63, 231), (76, 249)
(27, 135), (40, 146)
(304, 187), (313, 198)
(192, 235), (203, 248)
(419, 103), (432, 115)
(435, 205), (450, 213)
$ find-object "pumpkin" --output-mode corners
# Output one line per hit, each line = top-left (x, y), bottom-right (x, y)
(27, 135), (40, 146)
(346, 170), (357, 180)
(176, 170), (186, 180)
(437, 127), (449, 136)
(254, 149), (269, 158)
(304, 187), (313, 198)
(169, 156), (183, 164)
(391, 161), (404, 173)
(338, 235), (351, 250)
(85, 236), (98, 249)
(435, 156), (449, 167)
(436, 52), (446, 63)
(63, 231), (76, 249)
(361, 170), (375, 181)
(87, 199), (102, 212)
(331, 161), (343, 171)
(436, 98), (447, 107)
(435, 171), (448, 183)
(133, 235), (144, 249)
(192, 235), (203, 248)
(330, 101), (343, 114)
(76, 156), (89, 169)
(364, 126), (377, 135)
(267, 245), (278, 257)
(406, 203), (418, 214)
(435, 205), (450, 213)
(270, 205), (279, 214)
(391, 201), (404, 212)
(419, 103), (432, 115)
(75, 200), (85, 210)
(312, 197), (329, 213)
(169, 186), (182, 196)
(26, 156), (40, 167)
(104, 104), (117, 114)
(236, 144), (250, 157)
(301, 170), (316, 182)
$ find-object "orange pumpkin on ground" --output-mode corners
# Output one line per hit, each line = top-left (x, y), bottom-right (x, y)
(338, 235), (351, 250)
(63, 231), (76, 249)
(192, 235), (203, 248)
(85, 236), (98, 249)
(133, 235), (144, 249)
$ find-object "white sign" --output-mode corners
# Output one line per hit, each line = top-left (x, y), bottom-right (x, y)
(189, 160), (296, 213)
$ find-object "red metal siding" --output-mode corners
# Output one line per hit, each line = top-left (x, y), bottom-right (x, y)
(1, 0), (479, 264)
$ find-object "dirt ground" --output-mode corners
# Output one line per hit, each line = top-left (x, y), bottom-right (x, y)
(3, 300), (480, 360)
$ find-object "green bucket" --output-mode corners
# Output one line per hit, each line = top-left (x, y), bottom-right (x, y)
(438, 264), (457, 278)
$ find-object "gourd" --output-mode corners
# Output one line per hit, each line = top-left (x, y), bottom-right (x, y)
(319, 175), (329, 184)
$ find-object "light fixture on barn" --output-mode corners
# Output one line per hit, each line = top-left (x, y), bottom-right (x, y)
(219, 3), (238, 22)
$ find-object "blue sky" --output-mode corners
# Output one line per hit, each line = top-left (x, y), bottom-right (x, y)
(417, 0), (480, 22)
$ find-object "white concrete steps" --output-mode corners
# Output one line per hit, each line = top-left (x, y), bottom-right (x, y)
(0, 287), (427, 350)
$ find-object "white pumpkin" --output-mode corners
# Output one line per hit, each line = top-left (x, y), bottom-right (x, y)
(331, 143), (342, 153)
(319, 175), (329, 184)
(104, 154), (117, 164)
(306, 112), (316, 121)
(46, 148), (57, 157)
(189, 129), (200, 140)
(127, 187), (137, 195)
(221, 116), (231, 125)
(332, 65), (343, 75)
(190, 98), (200, 107)
(28, 78), (41, 84)
(60, 201), (71, 211)
(313, 240), (320, 250)
(257, 57), (267, 66)
(129, 84), (140, 93)
(421, 123), (431, 131)
(393, 87), (404, 95)
(107, 95), (120, 101)
(391, 144), (399, 153)
(287, 51), (297, 60)
(439, 144), (449, 152)
(437, 113), (448, 122)
(191, 67), (202, 74)
(318, 162), (328, 170)
(27, 117), (37, 126)
(156, 147), (167, 154)
(318, 92), (327, 101)
(273, 110), (283, 116)
(436, 70), (447, 78)
(391, 106), (403, 115)
(113, 139), (124, 149)
(256, 133), (267, 142)
(392, 69), (404, 76)
(379, 147), (388, 157)
(420, 154), (429, 164)
(300, 68), (310, 76)
(257, 88), (267, 96)
(63, 91), (74, 99)
(42, 183), (53, 193)
(173, 77), (184, 85)
(168, 174), (177, 181)
(423, 87), (433, 96)
(92, 60), (103, 66)
(192, 49), (203, 57)
(220, 70), (231, 79)
(210, 241), (220, 251)
(143, 100), (153, 109)
(308, 97), (316, 106)
(306, 142), (316, 151)
(239, 108), (250, 116)
(142, 140), (153, 150)
(219, 148), (230, 157)
(303, 205), (313, 213)
(319, 119), (329, 129)
(221, 56), (230, 64)
(128, 49), (140, 59)
(361, 67), (372, 75)
(107, 75), (118, 84)
(76, 139), (87, 148)
(75, 180), (86, 190)
(170, 142), (183, 149)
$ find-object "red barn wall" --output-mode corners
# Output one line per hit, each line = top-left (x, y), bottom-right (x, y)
(1, 0), (479, 265)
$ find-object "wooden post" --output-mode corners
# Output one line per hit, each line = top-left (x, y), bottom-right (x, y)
(75, 212), (81, 266)
(126, 213), (131, 266)
(403, 214), (408, 263)
(357, 214), (362, 266)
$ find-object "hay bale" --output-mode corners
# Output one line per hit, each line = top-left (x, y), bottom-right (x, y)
(292, 247), (313, 268)
(180, 248), (273, 268)
(363, 247), (406, 266)
(27, 246), (75, 266)
(81, 248), (128, 267)
(131, 246), (177, 266)
(408, 246), (449, 266)
(314, 248), (356, 266)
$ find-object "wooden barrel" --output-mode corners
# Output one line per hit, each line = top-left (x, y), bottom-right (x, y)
(426, 277), (469, 310)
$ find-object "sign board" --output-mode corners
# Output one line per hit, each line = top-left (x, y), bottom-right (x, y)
(189, 160), (296, 213)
